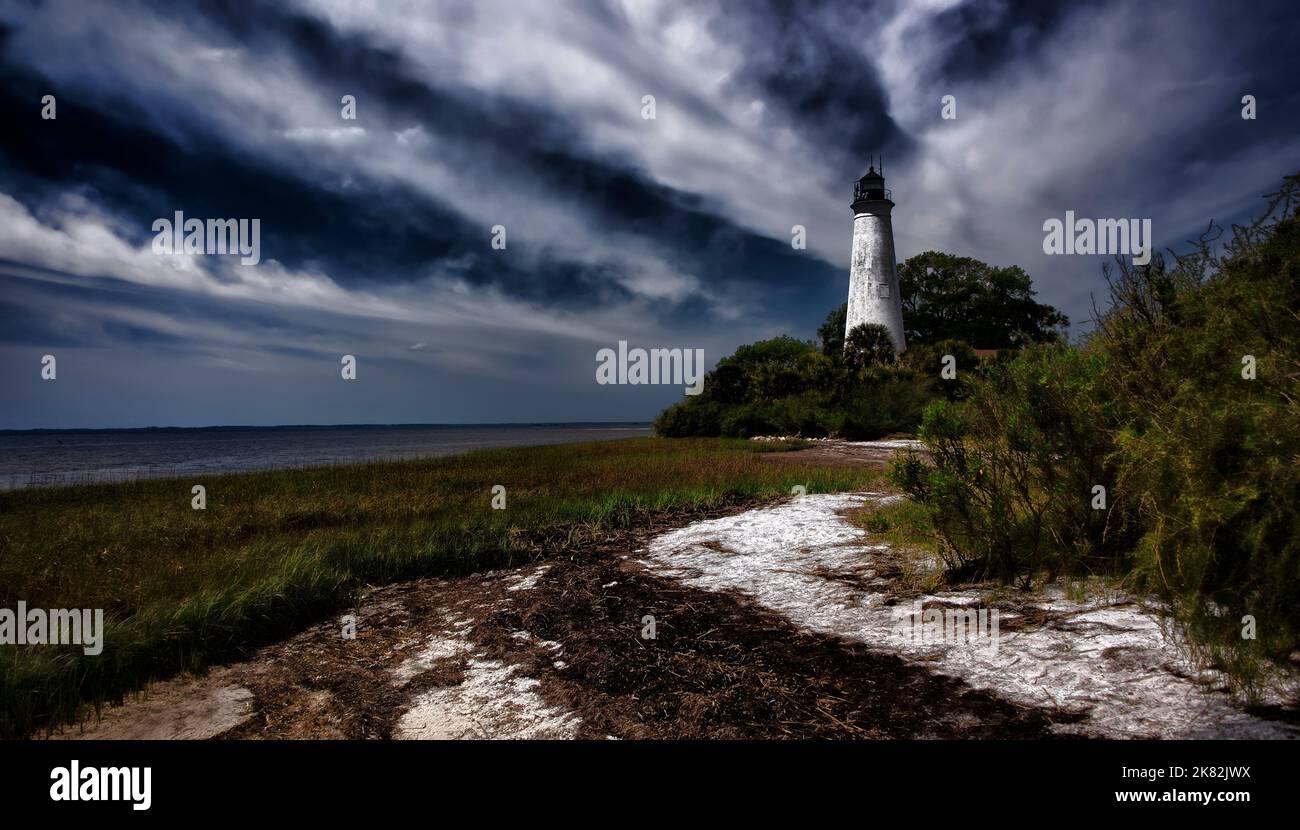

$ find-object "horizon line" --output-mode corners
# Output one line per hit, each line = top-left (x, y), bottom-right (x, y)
(0, 421), (654, 435)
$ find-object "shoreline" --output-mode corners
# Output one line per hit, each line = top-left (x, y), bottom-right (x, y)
(0, 423), (655, 492)
(0, 421), (654, 435)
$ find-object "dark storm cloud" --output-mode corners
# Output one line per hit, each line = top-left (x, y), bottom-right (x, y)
(0, 0), (831, 314)
(926, 0), (1107, 81)
(0, 61), (468, 285)
(708, 0), (914, 174)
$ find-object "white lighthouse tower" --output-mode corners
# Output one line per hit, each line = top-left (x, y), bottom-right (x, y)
(844, 164), (906, 354)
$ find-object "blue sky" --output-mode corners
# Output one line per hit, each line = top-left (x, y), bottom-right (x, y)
(1, 0), (1298, 428)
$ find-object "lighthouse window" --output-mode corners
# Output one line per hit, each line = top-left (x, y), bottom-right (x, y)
(878, 284), (890, 299)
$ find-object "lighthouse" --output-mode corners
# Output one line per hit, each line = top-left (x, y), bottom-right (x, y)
(844, 164), (906, 354)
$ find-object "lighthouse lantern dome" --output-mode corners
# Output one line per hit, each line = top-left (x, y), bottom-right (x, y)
(854, 166), (890, 202)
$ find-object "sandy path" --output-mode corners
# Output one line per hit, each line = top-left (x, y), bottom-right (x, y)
(51, 563), (582, 740)
(641, 490), (1298, 739)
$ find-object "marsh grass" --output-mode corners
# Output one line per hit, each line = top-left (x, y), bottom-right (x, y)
(0, 437), (876, 738)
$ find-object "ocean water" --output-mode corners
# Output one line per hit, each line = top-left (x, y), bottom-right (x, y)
(0, 423), (652, 490)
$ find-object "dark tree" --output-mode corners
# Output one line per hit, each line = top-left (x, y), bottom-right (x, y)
(897, 251), (1068, 347)
(817, 303), (847, 355)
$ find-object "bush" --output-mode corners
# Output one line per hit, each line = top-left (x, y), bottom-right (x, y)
(656, 323), (976, 440)
(840, 371), (938, 440)
(893, 173), (1300, 696)
(899, 339), (979, 401)
(891, 345), (1128, 584)
(1097, 186), (1300, 695)
(654, 398), (725, 437)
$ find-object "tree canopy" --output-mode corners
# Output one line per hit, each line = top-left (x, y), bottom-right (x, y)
(898, 251), (1067, 347)
(660, 249), (1065, 441)
(817, 252), (1067, 353)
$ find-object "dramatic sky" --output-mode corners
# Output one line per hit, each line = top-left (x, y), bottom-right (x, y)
(1, 0), (1298, 429)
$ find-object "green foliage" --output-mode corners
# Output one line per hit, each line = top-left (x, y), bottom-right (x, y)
(891, 345), (1129, 585)
(899, 339), (980, 401)
(1097, 183), (1300, 696)
(817, 303), (847, 355)
(654, 327), (940, 440)
(898, 251), (1068, 347)
(838, 372), (937, 440)
(892, 174), (1300, 696)
(658, 251), (1065, 442)
(844, 323), (896, 371)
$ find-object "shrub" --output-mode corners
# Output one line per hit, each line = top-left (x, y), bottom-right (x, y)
(1097, 183), (1300, 696)
(840, 372), (938, 440)
(893, 173), (1300, 696)
(891, 345), (1128, 584)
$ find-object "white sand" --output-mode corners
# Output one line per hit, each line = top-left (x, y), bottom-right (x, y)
(644, 492), (1298, 739)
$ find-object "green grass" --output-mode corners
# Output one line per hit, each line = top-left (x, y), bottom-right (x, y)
(0, 437), (878, 738)
(853, 497), (947, 593)
(856, 496), (935, 551)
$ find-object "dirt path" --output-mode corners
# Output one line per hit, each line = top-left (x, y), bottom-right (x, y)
(756, 437), (924, 469)
(49, 442), (1295, 740)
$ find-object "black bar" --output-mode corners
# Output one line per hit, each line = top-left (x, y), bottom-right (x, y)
(0, 740), (1288, 817)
